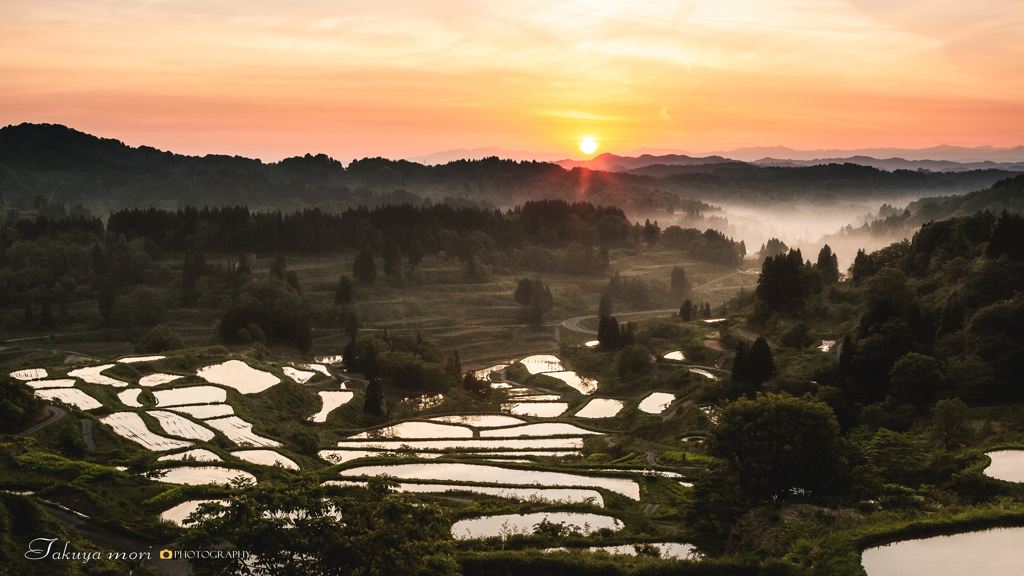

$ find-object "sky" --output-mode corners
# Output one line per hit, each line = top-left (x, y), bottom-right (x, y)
(2, 0), (1023, 161)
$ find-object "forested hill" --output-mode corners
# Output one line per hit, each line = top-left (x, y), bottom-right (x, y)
(1, 123), (1020, 215)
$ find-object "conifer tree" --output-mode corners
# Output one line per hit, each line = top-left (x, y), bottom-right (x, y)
(353, 245), (377, 285)
(335, 275), (353, 305)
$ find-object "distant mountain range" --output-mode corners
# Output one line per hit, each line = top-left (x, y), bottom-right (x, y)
(628, 145), (1024, 163)
(408, 147), (568, 165)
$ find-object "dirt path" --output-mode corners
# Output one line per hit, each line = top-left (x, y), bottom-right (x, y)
(80, 418), (97, 450)
(19, 405), (67, 436)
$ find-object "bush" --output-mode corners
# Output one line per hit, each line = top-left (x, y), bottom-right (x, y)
(136, 324), (186, 353)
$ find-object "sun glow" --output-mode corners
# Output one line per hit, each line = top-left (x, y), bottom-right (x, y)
(578, 136), (599, 155)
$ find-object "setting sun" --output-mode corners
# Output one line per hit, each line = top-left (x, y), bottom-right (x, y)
(578, 136), (600, 155)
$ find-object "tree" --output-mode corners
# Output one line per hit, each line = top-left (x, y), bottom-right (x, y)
(747, 337), (775, 387)
(407, 241), (426, 270)
(680, 299), (693, 321)
(443, 349), (462, 381)
(928, 398), (973, 450)
(643, 219), (660, 245)
(597, 315), (621, 349)
(286, 271), (302, 295)
(136, 324), (186, 353)
(181, 251), (206, 305)
(179, 474), (458, 576)
(707, 394), (843, 500)
(363, 378), (383, 417)
(616, 344), (650, 377)
(40, 301), (55, 329)
(335, 275), (353, 305)
(0, 376), (47, 433)
(890, 352), (945, 405)
(463, 371), (488, 396)
(353, 245), (377, 285)
(270, 254), (287, 279)
(513, 278), (534, 307)
(816, 245), (840, 285)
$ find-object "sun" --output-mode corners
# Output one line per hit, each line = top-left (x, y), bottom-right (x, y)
(578, 136), (600, 155)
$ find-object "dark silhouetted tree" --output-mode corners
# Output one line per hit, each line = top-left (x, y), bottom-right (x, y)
(598, 293), (613, 318)
(680, 299), (693, 321)
(335, 275), (353, 305)
(363, 377), (383, 417)
(383, 239), (402, 276)
(816, 245), (840, 285)
(671, 266), (690, 297)
(353, 245), (377, 285)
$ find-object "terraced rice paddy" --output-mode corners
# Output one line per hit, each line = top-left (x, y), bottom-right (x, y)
(100, 412), (192, 451)
(319, 449), (579, 464)
(638, 393), (676, 415)
(204, 416), (282, 448)
(337, 463), (641, 499)
(26, 379), (76, 389)
(584, 340), (599, 347)
(197, 360), (280, 394)
(479, 423), (599, 437)
(159, 499), (225, 526)
(327, 481), (603, 506)
(170, 404), (234, 419)
(505, 403), (568, 417)
(117, 389), (143, 407)
(299, 363), (331, 377)
(519, 355), (564, 374)
(430, 415), (526, 427)
(35, 388), (103, 410)
(818, 340), (835, 352)
(861, 527), (1024, 576)
(984, 450), (1024, 483)
(558, 543), (696, 559)
(319, 450), (443, 464)
(158, 466), (256, 486)
(309, 391), (354, 422)
(350, 421), (473, 439)
(153, 386), (227, 407)
(689, 368), (718, 380)
(139, 373), (183, 387)
(452, 512), (622, 539)
(10, 368), (47, 380)
(232, 450), (300, 470)
(149, 411), (216, 441)
(68, 365), (127, 387)
(283, 366), (316, 384)
(118, 355), (166, 363)
(158, 449), (222, 462)
(574, 399), (624, 419)
(473, 364), (508, 380)
(334, 438), (585, 451)
(663, 351), (685, 361)
(545, 371), (598, 394)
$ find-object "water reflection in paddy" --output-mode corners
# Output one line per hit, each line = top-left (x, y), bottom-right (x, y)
(519, 355), (564, 374)
(574, 399), (624, 419)
(861, 527), (1024, 576)
(480, 423), (599, 437)
(663, 351), (686, 361)
(545, 371), (598, 395)
(430, 414), (526, 427)
(159, 466), (256, 486)
(505, 402), (568, 417)
(638, 393), (676, 414)
(325, 480), (603, 506)
(349, 421), (472, 439)
(338, 463), (640, 499)
(452, 512), (621, 539)
(553, 543), (697, 559)
(197, 360), (279, 394)
(334, 438), (585, 450)
(984, 450), (1024, 482)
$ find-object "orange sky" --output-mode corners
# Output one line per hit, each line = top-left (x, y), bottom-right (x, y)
(2, 0), (1022, 161)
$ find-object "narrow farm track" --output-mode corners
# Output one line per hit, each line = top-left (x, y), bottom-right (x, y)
(18, 405), (67, 436)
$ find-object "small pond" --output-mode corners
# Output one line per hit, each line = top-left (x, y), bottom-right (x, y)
(338, 463), (640, 499)
(158, 467), (256, 486)
(584, 340), (599, 348)
(430, 414), (526, 427)
(452, 512), (621, 540)
(861, 527), (1024, 576)
(984, 450), (1024, 483)
(689, 368), (718, 380)
(197, 360), (280, 394)
(309, 391), (354, 423)
(663, 351), (685, 361)
(505, 402), (568, 417)
(638, 392), (675, 414)
(574, 399), (624, 419)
